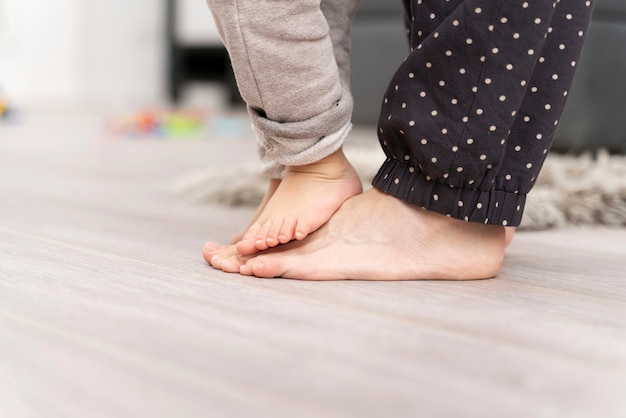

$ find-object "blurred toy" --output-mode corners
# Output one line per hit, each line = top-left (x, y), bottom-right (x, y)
(111, 108), (208, 138)
(0, 93), (11, 119)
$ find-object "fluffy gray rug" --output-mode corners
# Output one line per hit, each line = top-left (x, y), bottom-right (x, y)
(175, 148), (626, 230)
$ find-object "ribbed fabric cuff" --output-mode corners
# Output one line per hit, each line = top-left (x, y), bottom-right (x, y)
(372, 157), (526, 227)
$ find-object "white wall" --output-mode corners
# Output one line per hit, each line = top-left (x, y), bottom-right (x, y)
(0, 0), (84, 105)
(0, 0), (221, 108)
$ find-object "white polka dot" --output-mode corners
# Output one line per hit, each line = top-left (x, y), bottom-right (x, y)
(459, 68), (466, 75)
(442, 128), (449, 134)
(552, 74), (559, 80)
(401, 102), (407, 108)
(430, 13), (436, 19)
(528, 49), (535, 55)
(458, 200), (464, 207)
(445, 50), (452, 57)
(506, 64), (514, 70)
(426, 62), (432, 68)
(492, 47), (499, 54)
(420, 91), (427, 97)
(526, 163), (533, 169)
(394, 178), (400, 184)
(409, 120), (415, 126)
(384, 98), (388, 103)
(408, 72), (415, 78)
(490, 125), (497, 132)
(433, 194), (439, 201)
(536, 134), (543, 139)
(477, 203), (483, 209)
(472, 86), (478, 93)
(502, 220), (508, 226)
(467, 138), (474, 144)
(545, 104), (552, 110)
(476, 108), (484, 115)
(453, 20), (460, 26)
(566, 13), (572, 20)
(485, 78), (492, 84)
(434, 32), (439, 38)
(515, 145), (521, 151)
(524, 116), (531, 122)
(499, 95), (506, 101)
(513, 33), (520, 39)
(462, 116), (469, 123)
(431, 157), (438, 163)
(404, 155), (410, 160)
(475, 7), (482, 13)
(531, 86), (538, 92)
(466, 38), (473, 44)
(535, 18), (541, 24)
(559, 44), (566, 50)
(409, 167), (415, 173)
(505, 174), (512, 180)
(457, 167), (464, 173)
(452, 145), (458, 152)
(431, 110), (438, 116)
(539, 57), (545, 63)
(439, 80), (446, 86)
(421, 139), (427, 145)
(501, 17), (508, 23)
(522, 2), (529, 8)
(480, 154), (487, 160)
(451, 98), (458, 105)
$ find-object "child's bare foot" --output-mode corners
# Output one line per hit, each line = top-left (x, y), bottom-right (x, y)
(229, 178), (281, 244)
(224, 188), (506, 280)
(234, 148), (362, 256)
(201, 178), (281, 267)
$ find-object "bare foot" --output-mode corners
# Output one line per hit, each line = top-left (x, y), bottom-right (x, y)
(505, 227), (516, 247)
(201, 178), (281, 268)
(228, 188), (506, 280)
(234, 148), (362, 256)
(230, 178), (281, 244)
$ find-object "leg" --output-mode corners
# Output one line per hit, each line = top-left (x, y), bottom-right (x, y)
(204, 0), (362, 262)
(237, 0), (595, 280)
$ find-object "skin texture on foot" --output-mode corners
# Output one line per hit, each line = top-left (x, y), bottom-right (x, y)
(233, 148), (362, 256)
(205, 188), (507, 280)
(229, 178), (282, 244)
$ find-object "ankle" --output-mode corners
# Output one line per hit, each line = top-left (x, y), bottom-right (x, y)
(285, 149), (352, 176)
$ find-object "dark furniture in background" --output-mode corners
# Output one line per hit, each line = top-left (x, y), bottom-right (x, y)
(166, 0), (626, 152)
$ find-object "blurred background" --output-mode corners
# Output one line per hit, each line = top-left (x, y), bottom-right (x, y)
(0, 0), (624, 150)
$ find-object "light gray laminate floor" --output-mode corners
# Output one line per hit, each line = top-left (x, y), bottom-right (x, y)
(1, 109), (625, 418)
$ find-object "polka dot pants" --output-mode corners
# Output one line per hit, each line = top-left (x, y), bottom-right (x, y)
(374, 0), (594, 226)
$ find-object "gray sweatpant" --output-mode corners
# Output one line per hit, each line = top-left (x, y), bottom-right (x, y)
(206, 0), (362, 178)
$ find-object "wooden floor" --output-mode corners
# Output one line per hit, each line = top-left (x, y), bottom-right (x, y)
(1, 108), (625, 418)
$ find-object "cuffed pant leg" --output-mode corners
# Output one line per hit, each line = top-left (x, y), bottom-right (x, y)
(206, 0), (360, 178)
(373, 0), (594, 226)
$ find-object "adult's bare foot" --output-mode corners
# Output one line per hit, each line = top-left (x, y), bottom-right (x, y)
(505, 227), (516, 247)
(231, 188), (506, 280)
(234, 148), (362, 256)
